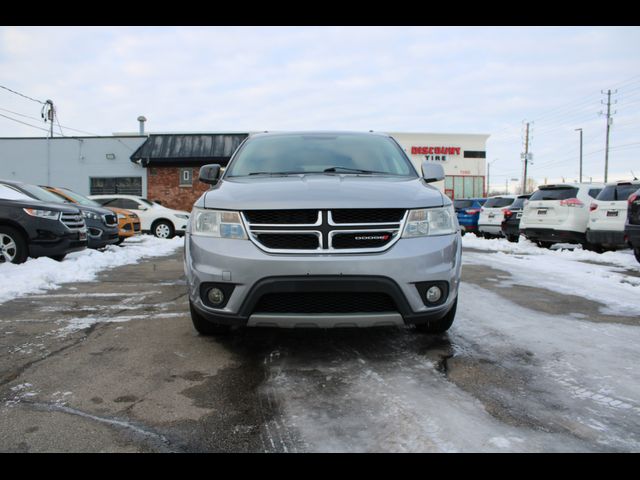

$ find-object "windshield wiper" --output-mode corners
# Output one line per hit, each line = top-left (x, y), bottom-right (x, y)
(323, 166), (389, 175)
(246, 171), (308, 176)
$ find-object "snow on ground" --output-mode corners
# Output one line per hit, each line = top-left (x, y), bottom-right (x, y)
(461, 234), (640, 316)
(0, 235), (183, 306)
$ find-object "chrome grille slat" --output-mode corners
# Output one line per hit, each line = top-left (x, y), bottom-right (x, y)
(242, 209), (407, 254)
(60, 213), (85, 230)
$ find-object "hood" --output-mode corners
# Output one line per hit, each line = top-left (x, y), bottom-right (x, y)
(0, 198), (81, 213)
(71, 204), (114, 216)
(199, 175), (446, 210)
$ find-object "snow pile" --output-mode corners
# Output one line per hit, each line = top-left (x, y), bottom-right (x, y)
(462, 233), (635, 269)
(461, 234), (640, 316)
(0, 235), (184, 305)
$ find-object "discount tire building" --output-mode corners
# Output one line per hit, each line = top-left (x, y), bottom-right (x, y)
(0, 130), (489, 211)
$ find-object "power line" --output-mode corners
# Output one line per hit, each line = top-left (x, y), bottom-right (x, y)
(0, 85), (45, 105)
(0, 111), (56, 134)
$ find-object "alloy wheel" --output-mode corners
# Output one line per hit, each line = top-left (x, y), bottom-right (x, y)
(0, 233), (17, 263)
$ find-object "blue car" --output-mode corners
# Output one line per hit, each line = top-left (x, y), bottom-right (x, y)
(454, 198), (487, 235)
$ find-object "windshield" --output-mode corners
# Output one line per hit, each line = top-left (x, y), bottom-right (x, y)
(14, 183), (67, 204)
(0, 184), (33, 201)
(484, 197), (515, 208)
(225, 133), (417, 178)
(529, 187), (578, 201)
(596, 184), (639, 201)
(510, 196), (529, 209)
(56, 188), (102, 207)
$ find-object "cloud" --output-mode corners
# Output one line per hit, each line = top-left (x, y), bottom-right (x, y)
(1, 26), (639, 183)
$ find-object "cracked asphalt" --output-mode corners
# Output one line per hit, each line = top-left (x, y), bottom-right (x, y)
(1, 246), (639, 452)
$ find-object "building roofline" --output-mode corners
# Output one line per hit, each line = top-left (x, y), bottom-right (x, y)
(0, 135), (148, 140)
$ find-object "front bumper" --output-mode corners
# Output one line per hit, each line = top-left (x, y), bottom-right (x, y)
(29, 230), (87, 258)
(86, 219), (120, 249)
(184, 233), (461, 328)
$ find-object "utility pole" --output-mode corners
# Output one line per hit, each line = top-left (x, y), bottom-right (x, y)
(521, 122), (530, 194)
(600, 89), (617, 183)
(575, 128), (583, 183)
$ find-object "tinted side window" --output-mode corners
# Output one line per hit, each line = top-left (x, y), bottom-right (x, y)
(529, 188), (578, 201)
(120, 199), (141, 210)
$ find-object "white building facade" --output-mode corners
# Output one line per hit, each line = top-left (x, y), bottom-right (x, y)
(1, 131), (489, 200)
(389, 132), (490, 199)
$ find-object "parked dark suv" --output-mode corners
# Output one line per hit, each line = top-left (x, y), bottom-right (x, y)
(0, 179), (119, 249)
(625, 187), (640, 263)
(500, 194), (531, 242)
(0, 183), (87, 264)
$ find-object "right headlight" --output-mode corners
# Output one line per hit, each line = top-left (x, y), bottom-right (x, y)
(402, 205), (457, 238)
(191, 207), (247, 239)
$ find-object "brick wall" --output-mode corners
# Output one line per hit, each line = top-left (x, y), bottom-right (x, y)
(146, 167), (209, 212)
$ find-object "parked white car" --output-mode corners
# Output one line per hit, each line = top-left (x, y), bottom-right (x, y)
(520, 183), (605, 248)
(586, 180), (640, 251)
(477, 195), (517, 237)
(88, 194), (190, 239)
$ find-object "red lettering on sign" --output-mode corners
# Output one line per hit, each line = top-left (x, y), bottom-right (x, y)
(411, 146), (461, 156)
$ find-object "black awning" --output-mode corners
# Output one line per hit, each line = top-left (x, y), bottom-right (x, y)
(130, 133), (248, 167)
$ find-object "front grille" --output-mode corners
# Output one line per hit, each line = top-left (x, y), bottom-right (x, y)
(331, 231), (396, 249)
(61, 213), (85, 230)
(133, 223), (141, 231)
(255, 233), (319, 250)
(244, 210), (319, 225)
(330, 209), (406, 224)
(242, 208), (407, 253)
(253, 292), (397, 314)
(103, 214), (117, 226)
(123, 223), (132, 231)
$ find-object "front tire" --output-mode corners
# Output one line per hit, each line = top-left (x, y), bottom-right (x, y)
(633, 247), (640, 263)
(152, 220), (175, 239)
(0, 226), (28, 264)
(189, 301), (232, 335)
(413, 298), (457, 334)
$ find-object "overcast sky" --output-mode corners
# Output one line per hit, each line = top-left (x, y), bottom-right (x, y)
(1, 26), (639, 189)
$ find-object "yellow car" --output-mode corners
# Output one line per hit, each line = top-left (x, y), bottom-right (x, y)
(44, 186), (141, 244)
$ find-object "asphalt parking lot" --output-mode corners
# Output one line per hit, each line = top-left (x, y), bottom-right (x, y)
(1, 245), (639, 452)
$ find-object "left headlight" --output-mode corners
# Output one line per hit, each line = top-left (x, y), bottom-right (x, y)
(117, 213), (126, 220)
(175, 213), (190, 220)
(191, 208), (247, 239)
(402, 205), (457, 238)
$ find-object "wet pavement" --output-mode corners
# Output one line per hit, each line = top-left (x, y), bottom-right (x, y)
(1, 246), (639, 452)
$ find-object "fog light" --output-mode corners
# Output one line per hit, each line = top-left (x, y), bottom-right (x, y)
(425, 286), (442, 303)
(207, 287), (225, 306)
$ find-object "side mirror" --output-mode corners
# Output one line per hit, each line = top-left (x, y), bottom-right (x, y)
(421, 161), (445, 183)
(199, 164), (221, 185)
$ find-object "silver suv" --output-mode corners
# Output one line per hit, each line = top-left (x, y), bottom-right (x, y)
(184, 132), (462, 334)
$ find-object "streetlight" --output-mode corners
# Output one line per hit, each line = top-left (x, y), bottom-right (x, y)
(575, 128), (583, 183)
